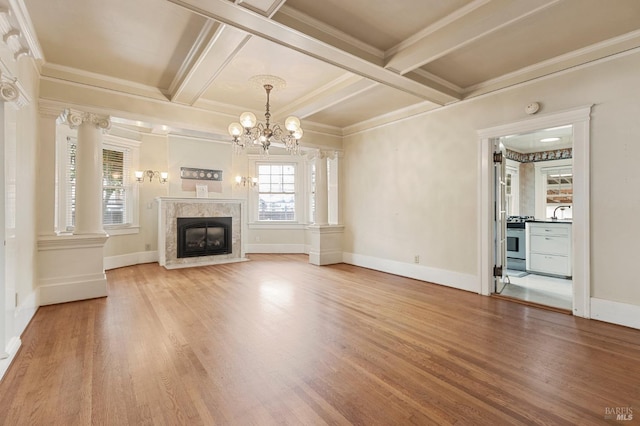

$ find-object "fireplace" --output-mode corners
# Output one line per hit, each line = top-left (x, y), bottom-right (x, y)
(177, 217), (232, 258)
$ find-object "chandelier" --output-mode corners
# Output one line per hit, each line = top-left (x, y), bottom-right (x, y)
(228, 75), (303, 155)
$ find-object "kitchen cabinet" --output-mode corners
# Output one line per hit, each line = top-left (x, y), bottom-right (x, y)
(526, 222), (572, 278)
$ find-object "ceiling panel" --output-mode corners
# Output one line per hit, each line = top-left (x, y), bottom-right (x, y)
(421, 0), (640, 88)
(305, 84), (426, 129)
(282, 0), (474, 51)
(24, 0), (205, 89)
(199, 36), (348, 113)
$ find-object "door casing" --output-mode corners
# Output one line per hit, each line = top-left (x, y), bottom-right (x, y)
(477, 105), (592, 318)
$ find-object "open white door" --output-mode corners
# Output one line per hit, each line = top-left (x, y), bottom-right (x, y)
(493, 138), (509, 293)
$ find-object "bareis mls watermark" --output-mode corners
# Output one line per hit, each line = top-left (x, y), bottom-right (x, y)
(604, 406), (633, 421)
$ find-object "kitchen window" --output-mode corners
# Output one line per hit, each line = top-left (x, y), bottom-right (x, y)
(535, 159), (573, 220)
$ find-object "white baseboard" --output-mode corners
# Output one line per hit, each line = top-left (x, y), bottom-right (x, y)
(15, 288), (38, 338)
(39, 273), (108, 306)
(590, 298), (640, 330)
(309, 250), (343, 265)
(246, 244), (306, 254)
(343, 252), (479, 293)
(104, 251), (158, 270)
(0, 336), (21, 381)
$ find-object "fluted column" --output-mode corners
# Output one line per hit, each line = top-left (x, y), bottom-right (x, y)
(314, 150), (329, 225)
(61, 109), (110, 235)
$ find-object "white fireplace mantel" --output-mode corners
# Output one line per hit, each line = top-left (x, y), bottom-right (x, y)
(156, 197), (248, 269)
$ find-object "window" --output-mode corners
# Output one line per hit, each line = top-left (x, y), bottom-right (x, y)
(534, 159), (573, 220)
(257, 163), (296, 221)
(57, 128), (140, 234)
(102, 147), (129, 226)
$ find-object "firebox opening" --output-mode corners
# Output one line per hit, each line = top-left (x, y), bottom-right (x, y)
(177, 217), (232, 258)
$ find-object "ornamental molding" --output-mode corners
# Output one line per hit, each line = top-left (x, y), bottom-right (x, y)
(0, 1), (43, 61)
(306, 149), (340, 161)
(0, 70), (29, 107)
(61, 108), (111, 131)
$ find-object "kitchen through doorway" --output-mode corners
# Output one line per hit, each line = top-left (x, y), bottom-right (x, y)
(479, 105), (591, 318)
(493, 125), (574, 312)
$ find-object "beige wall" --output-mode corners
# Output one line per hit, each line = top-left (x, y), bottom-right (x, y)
(31, 44), (640, 311)
(343, 50), (640, 306)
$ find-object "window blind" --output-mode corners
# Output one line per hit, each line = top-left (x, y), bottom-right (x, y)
(65, 138), (131, 229)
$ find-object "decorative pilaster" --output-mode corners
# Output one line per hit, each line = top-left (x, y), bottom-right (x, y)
(313, 150), (329, 225)
(307, 150), (343, 266)
(61, 109), (111, 235)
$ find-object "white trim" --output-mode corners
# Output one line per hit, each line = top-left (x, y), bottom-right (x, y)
(386, 0), (490, 58)
(245, 243), (306, 254)
(277, 5), (384, 59)
(343, 252), (478, 293)
(0, 336), (21, 381)
(39, 273), (107, 306)
(104, 251), (158, 270)
(14, 287), (37, 337)
(248, 223), (308, 230)
(8, 0), (43, 60)
(591, 298), (640, 330)
(105, 225), (140, 236)
(464, 29), (640, 96)
(478, 105), (591, 318)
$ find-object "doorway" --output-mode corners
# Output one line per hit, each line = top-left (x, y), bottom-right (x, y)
(478, 106), (591, 318)
(494, 127), (574, 311)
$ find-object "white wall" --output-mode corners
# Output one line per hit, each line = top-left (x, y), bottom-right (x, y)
(1, 49), (40, 377)
(343, 50), (640, 311)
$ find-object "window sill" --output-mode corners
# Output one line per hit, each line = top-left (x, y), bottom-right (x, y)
(248, 222), (308, 230)
(105, 225), (140, 236)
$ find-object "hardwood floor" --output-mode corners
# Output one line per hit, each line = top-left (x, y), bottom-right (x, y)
(1, 254), (639, 425)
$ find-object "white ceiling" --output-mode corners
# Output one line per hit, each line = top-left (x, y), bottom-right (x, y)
(502, 125), (573, 153)
(21, 0), (640, 137)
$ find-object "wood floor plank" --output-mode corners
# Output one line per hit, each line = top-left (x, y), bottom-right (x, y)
(1, 254), (639, 425)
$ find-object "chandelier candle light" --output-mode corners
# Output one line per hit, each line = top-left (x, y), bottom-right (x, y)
(228, 75), (303, 155)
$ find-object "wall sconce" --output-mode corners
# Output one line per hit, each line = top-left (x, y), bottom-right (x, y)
(135, 170), (168, 184)
(235, 175), (257, 187)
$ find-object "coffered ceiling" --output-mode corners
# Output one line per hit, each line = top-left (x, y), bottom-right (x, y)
(21, 0), (640, 136)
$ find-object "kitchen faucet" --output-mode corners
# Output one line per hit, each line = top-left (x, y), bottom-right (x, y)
(552, 205), (571, 220)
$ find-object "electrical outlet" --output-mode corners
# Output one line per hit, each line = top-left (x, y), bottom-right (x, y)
(414, 255), (420, 264)
(255, 236), (261, 242)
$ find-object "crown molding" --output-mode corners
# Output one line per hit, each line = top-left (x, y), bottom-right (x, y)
(41, 63), (169, 101)
(342, 100), (439, 137)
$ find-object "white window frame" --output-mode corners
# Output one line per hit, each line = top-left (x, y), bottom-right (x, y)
(247, 155), (308, 230)
(534, 158), (573, 220)
(55, 125), (140, 235)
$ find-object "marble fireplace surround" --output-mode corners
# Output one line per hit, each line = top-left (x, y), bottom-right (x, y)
(156, 197), (247, 269)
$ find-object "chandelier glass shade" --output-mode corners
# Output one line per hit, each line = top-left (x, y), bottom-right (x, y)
(228, 75), (303, 155)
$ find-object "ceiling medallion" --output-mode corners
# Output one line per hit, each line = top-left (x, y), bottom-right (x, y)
(228, 75), (303, 155)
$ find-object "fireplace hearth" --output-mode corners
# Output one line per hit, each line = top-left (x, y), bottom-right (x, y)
(177, 217), (232, 258)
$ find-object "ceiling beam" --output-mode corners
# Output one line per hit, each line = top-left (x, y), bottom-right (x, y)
(169, 22), (250, 105)
(384, 0), (561, 75)
(166, 0), (460, 105)
(274, 74), (377, 119)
